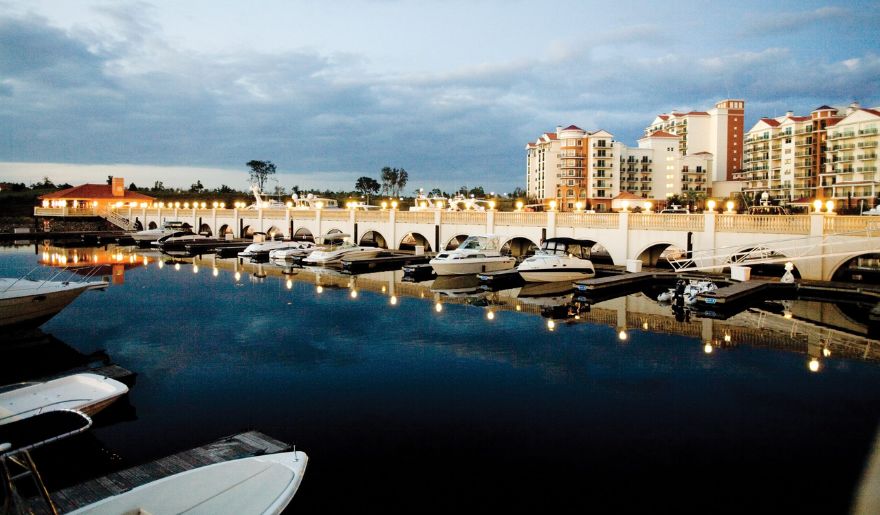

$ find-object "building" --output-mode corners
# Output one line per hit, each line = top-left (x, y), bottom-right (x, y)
(644, 99), (745, 182)
(740, 102), (878, 208)
(525, 126), (712, 211)
(38, 177), (155, 209)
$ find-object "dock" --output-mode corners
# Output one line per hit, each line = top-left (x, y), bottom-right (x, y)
(402, 263), (436, 281)
(477, 268), (524, 289)
(698, 278), (880, 308)
(25, 431), (291, 514)
(183, 240), (250, 256)
(342, 251), (431, 274)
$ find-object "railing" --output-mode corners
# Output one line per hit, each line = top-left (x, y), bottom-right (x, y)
(823, 216), (880, 234)
(556, 213), (619, 228)
(717, 215), (810, 234)
(320, 210), (352, 221)
(396, 211), (435, 224)
(355, 210), (390, 223)
(441, 211), (487, 225)
(630, 214), (704, 231)
(495, 212), (546, 226)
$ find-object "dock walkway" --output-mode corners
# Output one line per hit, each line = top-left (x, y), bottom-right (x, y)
(26, 431), (290, 514)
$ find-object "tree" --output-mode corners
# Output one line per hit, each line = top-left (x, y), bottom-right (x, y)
(511, 187), (526, 198)
(380, 167), (398, 196)
(30, 177), (55, 189)
(273, 185), (287, 196)
(355, 176), (380, 203)
(106, 175), (113, 185)
(129, 183), (138, 191)
(246, 160), (276, 191)
(152, 181), (165, 192)
(395, 168), (408, 197)
(430, 188), (443, 197)
(216, 184), (234, 193)
(468, 186), (485, 197)
(189, 180), (204, 193)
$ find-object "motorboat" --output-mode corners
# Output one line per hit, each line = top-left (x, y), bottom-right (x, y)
(68, 451), (308, 515)
(657, 279), (718, 305)
(270, 244), (319, 262)
(291, 193), (340, 210)
(151, 231), (210, 251)
(516, 237), (596, 283)
(240, 240), (316, 261)
(130, 220), (189, 244)
(0, 274), (107, 328)
(0, 372), (128, 424)
(302, 238), (382, 266)
(245, 185), (289, 209)
(428, 235), (516, 276)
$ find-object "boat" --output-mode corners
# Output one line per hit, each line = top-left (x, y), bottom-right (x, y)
(430, 274), (483, 297)
(0, 273), (107, 329)
(291, 193), (340, 210)
(302, 236), (382, 266)
(131, 220), (189, 244)
(245, 185), (289, 209)
(68, 451), (308, 515)
(151, 231), (210, 251)
(240, 240), (316, 261)
(657, 279), (717, 305)
(516, 237), (596, 282)
(0, 372), (129, 424)
(428, 235), (516, 276)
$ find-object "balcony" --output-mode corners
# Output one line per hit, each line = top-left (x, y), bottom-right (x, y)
(858, 154), (878, 160)
(859, 128), (879, 135)
(858, 141), (878, 148)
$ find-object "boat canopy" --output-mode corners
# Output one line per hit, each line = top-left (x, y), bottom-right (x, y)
(539, 237), (592, 259)
(458, 235), (501, 251)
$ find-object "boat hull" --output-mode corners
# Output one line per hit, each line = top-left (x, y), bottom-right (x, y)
(430, 258), (516, 276)
(0, 282), (102, 329)
(69, 451), (308, 515)
(0, 373), (128, 424)
(517, 269), (595, 283)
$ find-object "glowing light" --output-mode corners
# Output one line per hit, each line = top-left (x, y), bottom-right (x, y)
(420, 201), (427, 208)
(192, 264), (199, 273)
(381, 285), (387, 293)
(704, 342), (713, 354)
(643, 321), (649, 330)
(813, 199), (823, 212)
(174, 263), (181, 271)
(808, 358), (821, 372)
(158, 260), (164, 269)
(618, 330), (628, 341)
(316, 285), (323, 293)
(42, 200), (49, 207)
(622, 200), (629, 212)
(316, 201), (324, 210)
(381, 201), (388, 209)
(350, 290), (358, 299)
(220, 202), (226, 209)
(143, 256), (149, 266)
(515, 304), (521, 311)
(644, 201), (652, 212)
(436, 201), (444, 209)
(213, 201), (219, 208)
(825, 200), (834, 213)
(201, 202), (207, 209)
(391, 201), (398, 209)
(486, 311), (495, 320)
(174, 202), (181, 208)
(515, 201), (524, 211)
(726, 201), (734, 213)
(724, 333), (731, 342)
(488, 200), (496, 210)
(575, 201), (583, 211)
(547, 319), (556, 331)
(707, 200), (717, 212)
(549, 200), (557, 211)
(212, 268), (219, 277)
(183, 202), (190, 209)
(234, 271), (241, 281)
(390, 295), (398, 305)
(435, 302), (443, 313)
(784, 310), (793, 319)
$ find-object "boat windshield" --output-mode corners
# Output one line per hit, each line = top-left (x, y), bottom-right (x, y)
(459, 236), (498, 251)
(539, 240), (586, 258)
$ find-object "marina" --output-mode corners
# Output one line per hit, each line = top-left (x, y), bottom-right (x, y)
(2, 238), (880, 511)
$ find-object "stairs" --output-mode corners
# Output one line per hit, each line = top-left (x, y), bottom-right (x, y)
(97, 208), (134, 230)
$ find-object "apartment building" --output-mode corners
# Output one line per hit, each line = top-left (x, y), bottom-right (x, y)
(739, 102), (878, 207)
(644, 99), (745, 182)
(526, 126), (712, 211)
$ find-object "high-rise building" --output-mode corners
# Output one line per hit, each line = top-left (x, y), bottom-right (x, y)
(739, 102), (878, 207)
(644, 99), (745, 182)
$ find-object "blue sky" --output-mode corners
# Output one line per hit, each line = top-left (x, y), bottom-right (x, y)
(1, 0), (878, 194)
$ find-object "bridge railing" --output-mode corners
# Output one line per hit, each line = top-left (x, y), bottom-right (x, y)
(630, 213), (704, 231)
(355, 210), (390, 223)
(716, 214), (810, 234)
(396, 211), (435, 224)
(556, 213), (619, 228)
(441, 211), (487, 225)
(823, 215), (880, 235)
(320, 210), (351, 221)
(495, 212), (546, 226)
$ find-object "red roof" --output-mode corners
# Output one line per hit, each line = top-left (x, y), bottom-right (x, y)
(760, 118), (780, 127)
(788, 116), (810, 122)
(642, 130), (678, 139)
(544, 133), (558, 140)
(561, 124), (583, 131)
(39, 184), (156, 201)
(686, 111), (709, 116)
(862, 108), (880, 117)
(658, 115), (669, 120)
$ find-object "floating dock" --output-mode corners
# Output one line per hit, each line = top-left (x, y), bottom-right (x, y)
(25, 431), (291, 514)
(342, 251), (431, 274)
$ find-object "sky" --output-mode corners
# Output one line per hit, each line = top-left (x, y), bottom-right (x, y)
(0, 0), (878, 194)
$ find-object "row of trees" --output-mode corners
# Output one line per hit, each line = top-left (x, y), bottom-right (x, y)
(354, 166), (409, 202)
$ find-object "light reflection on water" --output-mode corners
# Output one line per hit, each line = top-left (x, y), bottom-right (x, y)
(4, 242), (880, 512)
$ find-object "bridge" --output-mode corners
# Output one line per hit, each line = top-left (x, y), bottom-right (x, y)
(34, 206), (880, 281)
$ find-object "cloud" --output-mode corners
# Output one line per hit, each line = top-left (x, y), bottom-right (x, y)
(742, 6), (849, 34)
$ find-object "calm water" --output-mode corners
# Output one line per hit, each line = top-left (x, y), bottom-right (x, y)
(3, 243), (880, 512)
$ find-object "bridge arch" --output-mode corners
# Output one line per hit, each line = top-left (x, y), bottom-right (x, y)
(148, 221), (158, 230)
(828, 252), (880, 283)
(445, 234), (468, 250)
(399, 232), (432, 252)
(242, 225), (255, 238)
(635, 242), (686, 268)
(265, 225), (283, 239)
(293, 227), (315, 242)
(218, 224), (233, 237)
(360, 230), (388, 248)
(500, 236), (539, 258)
(198, 223), (213, 237)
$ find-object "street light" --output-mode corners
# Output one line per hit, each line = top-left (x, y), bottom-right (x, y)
(813, 199), (823, 213)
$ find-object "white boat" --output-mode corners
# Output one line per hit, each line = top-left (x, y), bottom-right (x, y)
(69, 451), (308, 515)
(131, 220), (189, 243)
(240, 240), (316, 259)
(0, 275), (107, 328)
(428, 235), (516, 276)
(517, 237), (596, 283)
(246, 185), (289, 209)
(302, 237), (382, 265)
(0, 373), (128, 424)
(657, 279), (717, 304)
(291, 193), (340, 210)
(151, 231), (210, 250)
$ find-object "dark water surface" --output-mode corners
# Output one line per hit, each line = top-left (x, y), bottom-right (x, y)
(3, 244), (880, 513)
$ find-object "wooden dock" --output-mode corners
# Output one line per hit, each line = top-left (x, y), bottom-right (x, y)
(25, 431), (291, 514)
(342, 251), (431, 274)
